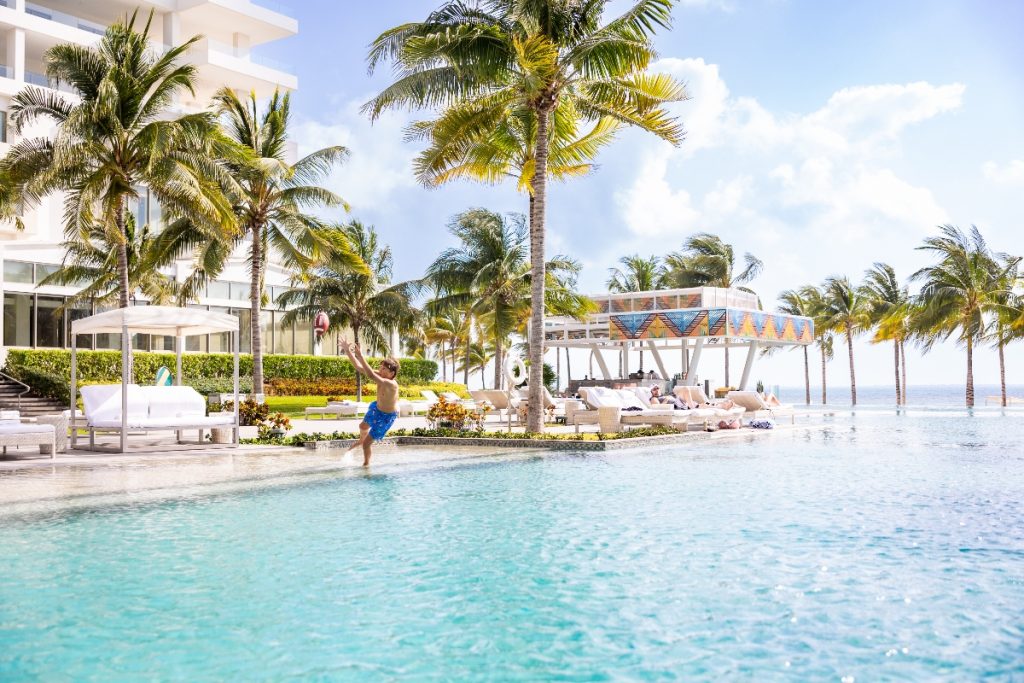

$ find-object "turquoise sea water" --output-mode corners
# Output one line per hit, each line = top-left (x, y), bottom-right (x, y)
(2, 412), (1024, 680)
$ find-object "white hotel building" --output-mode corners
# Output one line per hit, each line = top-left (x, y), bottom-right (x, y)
(0, 0), (337, 357)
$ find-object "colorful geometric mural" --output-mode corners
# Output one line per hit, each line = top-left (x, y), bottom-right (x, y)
(609, 308), (813, 343)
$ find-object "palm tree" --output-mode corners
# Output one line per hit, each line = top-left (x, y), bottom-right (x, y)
(366, 0), (686, 431)
(913, 225), (1019, 408)
(426, 209), (589, 391)
(176, 88), (358, 398)
(278, 221), (416, 401)
(1, 12), (231, 310)
(607, 254), (667, 372)
(986, 256), (1022, 408)
(777, 288), (815, 405)
(457, 341), (495, 389)
(801, 284), (836, 405)
(40, 215), (179, 308)
(820, 277), (872, 406)
(862, 263), (911, 406)
(666, 233), (764, 386)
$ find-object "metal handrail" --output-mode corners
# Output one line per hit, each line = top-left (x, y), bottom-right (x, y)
(0, 370), (30, 412)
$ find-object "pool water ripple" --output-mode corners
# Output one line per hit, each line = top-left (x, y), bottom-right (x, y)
(1, 414), (1023, 680)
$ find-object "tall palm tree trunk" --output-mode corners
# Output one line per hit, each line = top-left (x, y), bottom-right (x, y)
(847, 331), (857, 406)
(115, 200), (131, 309)
(115, 199), (134, 379)
(493, 331), (503, 390)
(565, 348), (571, 388)
(525, 106), (551, 433)
(464, 334), (470, 386)
(250, 225), (264, 397)
(353, 326), (362, 402)
(441, 342), (447, 382)
(966, 335), (974, 408)
(724, 348), (729, 387)
(820, 346), (828, 405)
(802, 346), (810, 405)
(893, 341), (901, 406)
(998, 336), (1006, 407)
(900, 340), (907, 405)
(555, 347), (561, 392)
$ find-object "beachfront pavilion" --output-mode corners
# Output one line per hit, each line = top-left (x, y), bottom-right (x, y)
(544, 287), (814, 391)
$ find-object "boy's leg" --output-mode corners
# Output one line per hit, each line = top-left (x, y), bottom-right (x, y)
(361, 433), (374, 467)
(345, 422), (371, 455)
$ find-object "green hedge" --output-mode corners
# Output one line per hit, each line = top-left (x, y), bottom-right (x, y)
(4, 349), (437, 400)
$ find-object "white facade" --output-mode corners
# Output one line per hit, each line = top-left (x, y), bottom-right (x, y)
(0, 0), (325, 357)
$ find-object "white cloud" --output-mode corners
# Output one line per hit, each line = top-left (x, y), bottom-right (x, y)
(616, 61), (963, 293)
(292, 99), (417, 213)
(983, 159), (1024, 186)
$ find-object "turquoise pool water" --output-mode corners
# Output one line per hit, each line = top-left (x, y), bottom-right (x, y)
(2, 413), (1023, 680)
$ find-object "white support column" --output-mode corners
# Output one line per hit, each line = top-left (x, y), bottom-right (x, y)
(162, 11), (181, 48)
(232, 32), (251, 59)
(120, 323), (129, 453)
(622, 343), (629, 378)
(646, 341), (669, 380)
(681, 339), (689, 378)
(685, 339), (704, 383)
(590, 346), (611, 380)
(739, 341), (760, 390)
(7, 28), (25, 82)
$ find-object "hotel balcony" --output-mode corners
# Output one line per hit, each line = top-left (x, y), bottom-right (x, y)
(186, 37), (297, 97)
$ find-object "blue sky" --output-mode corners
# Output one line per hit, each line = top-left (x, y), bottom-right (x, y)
(259, 0), (1023, 390)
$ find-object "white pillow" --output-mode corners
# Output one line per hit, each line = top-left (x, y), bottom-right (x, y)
(615, 389), (647, 410)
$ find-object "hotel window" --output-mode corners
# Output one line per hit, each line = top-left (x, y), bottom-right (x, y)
(69, 304), (93, 349)
(3, 293), (33, 347)
(185, 305), (208, 352)
(35, 263), (60, 285)
(36, 296), (64, 348)
(260, 311), (274, 354)
(230, 282), (249, 302)
(208, 306), (232, 353)
(294, 320), (313, 356)
(207, 281), (230, 300)
(3, 260), (34, 284)
(234, 308), (252, 353)
(273, 311), (293, 354)
(0, 110), (7, 143)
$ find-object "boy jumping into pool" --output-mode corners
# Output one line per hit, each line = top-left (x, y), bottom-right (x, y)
(341, 339), (400, 466)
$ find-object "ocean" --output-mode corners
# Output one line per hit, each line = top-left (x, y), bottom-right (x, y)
(776, 384), (1024, 408)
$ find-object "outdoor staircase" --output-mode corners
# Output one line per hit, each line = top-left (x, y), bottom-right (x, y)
(0, 377), (65, 417)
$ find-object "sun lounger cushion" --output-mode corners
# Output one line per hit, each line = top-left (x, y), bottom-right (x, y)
(80, 384), (232, 429)
(141, 386), (207, 419)
(0, 422), (55, 435)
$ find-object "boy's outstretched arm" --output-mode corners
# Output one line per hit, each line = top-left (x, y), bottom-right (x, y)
(342, 339), (385, 383)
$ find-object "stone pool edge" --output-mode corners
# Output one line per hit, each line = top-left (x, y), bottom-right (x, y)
(306, 423), (822, 452)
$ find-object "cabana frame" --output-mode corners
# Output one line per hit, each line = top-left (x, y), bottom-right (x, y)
(69, 306), (241, 453)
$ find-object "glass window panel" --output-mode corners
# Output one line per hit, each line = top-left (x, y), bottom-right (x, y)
(294, 320), (312, 355)
(96, 333), (121, 350)
(185, 305), (208, 352)
(230, 282), (249, 301)
(150, 335), (175, 351)
(3, 293), (33, 346)
(0, 110), (7, 143)
(273, 311), (292, 354)
(207, 281), (230, 300)
(35, 263), (60, 283)
(69, 304), (93, 349)
(259, 310), (273, 355)
(36, 296), (64, 348)
(234, 308), (251, 353)
(132, 333), (151, 352)
(208, 306), (231, 353)
(270, 286), (290, 307)
(4, 261), (34, 284)
(149, 195), (163, 232)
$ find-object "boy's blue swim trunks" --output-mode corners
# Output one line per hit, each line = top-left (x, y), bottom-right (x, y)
(364, 401), (399, 440)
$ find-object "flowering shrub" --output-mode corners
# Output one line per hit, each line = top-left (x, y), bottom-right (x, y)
(426, 396), (483, 431)
(258, 412), (292, 439)
(215, 399), (270, 427)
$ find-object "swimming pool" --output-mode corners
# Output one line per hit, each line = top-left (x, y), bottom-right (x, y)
(2, 413), (1023, 680)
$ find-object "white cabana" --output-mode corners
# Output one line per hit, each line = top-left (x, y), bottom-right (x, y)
(70, 306), (241, 452)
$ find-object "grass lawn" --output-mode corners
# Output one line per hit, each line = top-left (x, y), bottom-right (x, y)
(265, 395), (359, 418)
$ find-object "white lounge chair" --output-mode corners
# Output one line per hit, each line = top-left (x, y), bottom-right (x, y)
(726, 391), (795, 423)
(74, 384), (237, 451)
(0, 413), (56, 458)
(303, 401), (368, 419)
